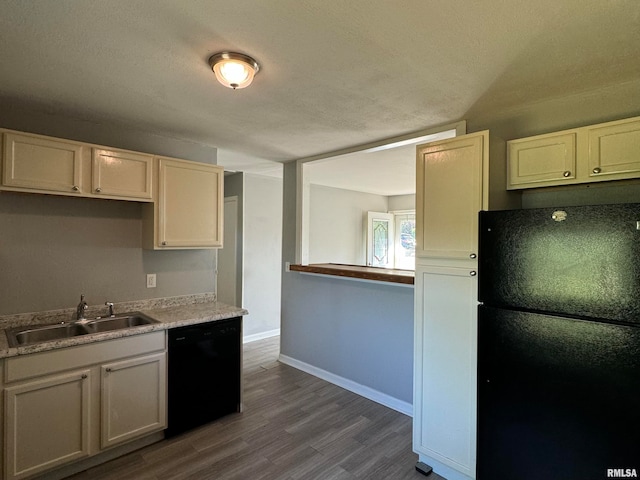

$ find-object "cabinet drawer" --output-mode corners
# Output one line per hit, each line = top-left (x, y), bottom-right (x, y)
(4, 331), (165, 383)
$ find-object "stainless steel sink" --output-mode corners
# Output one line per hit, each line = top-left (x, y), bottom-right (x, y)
(6, 312), (159, 347)
(7, 323), (90, 347)
(84, 313), (158, 333)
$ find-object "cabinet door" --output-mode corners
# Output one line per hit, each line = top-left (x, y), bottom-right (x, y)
(157, 158), (224, 248)
(101, 352), (167, 449)
(413, 265), (477, 479)
(588, 116), (640, 180)
(507, 131), (577, 189)
(4, 370), (91, 480)
(92, 148), (153, 200)
(416, 132), (487, 260)
(2, 132), (83, 195)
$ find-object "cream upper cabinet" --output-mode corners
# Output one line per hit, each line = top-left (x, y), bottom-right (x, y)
(101, 352), (166, 449)
(1, 131), (84, 195)
(148, 157), (224, 249)
(508, 132), (577, 187)
(416, 131), (488, 261)
(507, 115), (640, 189)
(4, 370), (91, 480)
(92, 148), (153, 201)
(0, 129), (154, 201)
(587, 117), (640, 180)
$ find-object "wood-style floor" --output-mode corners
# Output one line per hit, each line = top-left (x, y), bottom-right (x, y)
(67, 336), (443, 480)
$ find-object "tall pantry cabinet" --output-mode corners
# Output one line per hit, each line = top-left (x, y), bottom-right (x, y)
(413, 131), (489, 480)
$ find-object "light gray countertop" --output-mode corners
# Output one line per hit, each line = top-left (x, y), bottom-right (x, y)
(0, 294), (248, 359)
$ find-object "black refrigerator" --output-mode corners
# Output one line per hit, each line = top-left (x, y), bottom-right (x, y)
(477, 204), (640, 480)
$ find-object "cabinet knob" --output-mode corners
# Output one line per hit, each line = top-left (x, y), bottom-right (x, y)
(72, 185), (80, 191)
(469, 253), (477, 259)
(563, 171), (571, 177)
(470, 271), (477, 276)
(81, 374), (87, 379)
(161, 241), (167, 246)
(592, 167), (602, 174)
(105, 368), (112, 372)
(95, 187), (102, 193)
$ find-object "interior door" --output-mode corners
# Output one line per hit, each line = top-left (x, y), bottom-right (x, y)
(217, 196), (240, 306)
(366, 211), (394, 267)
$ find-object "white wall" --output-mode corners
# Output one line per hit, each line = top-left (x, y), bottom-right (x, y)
(389, 194), (415, 211)
(241, 174), (283, 341)
(308, 184), (387, 265)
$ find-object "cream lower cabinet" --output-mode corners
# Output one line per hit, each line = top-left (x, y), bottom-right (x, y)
(101, 353), (166, 449)
(414, 264), (478, 480)
(144, 157), (224, 249)
(4, 370), (91, 480)
(3, 332), (166, 480)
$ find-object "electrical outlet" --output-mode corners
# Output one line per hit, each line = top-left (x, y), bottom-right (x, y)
(146, 273), (157, 288)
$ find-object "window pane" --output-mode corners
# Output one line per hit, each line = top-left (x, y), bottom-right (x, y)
(395, 214), (415, 269)
(372, 219), (389, 266)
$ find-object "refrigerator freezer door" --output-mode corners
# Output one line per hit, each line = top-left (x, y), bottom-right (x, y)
(477, 306), (640, 479)
(478, 203), (640, 324)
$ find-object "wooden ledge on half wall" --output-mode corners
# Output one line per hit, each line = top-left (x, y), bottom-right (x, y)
(289, 263), (415, 285)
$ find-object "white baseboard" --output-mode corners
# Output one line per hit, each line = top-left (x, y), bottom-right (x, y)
(278, 354), (413, 417)
(243, 328), (280, 344)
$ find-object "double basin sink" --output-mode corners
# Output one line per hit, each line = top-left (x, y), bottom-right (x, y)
(6, 313), (159, 348)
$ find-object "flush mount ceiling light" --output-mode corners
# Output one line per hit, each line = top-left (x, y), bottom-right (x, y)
(208, 52), (260, 90)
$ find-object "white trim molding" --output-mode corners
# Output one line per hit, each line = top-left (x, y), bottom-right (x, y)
(243, 328), (280, 344)
(279, 354), (413, 417)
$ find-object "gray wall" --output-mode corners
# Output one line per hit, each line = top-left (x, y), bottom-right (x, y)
(281, 273), (414, 403)
(280, 78), (640, 409)
(0, 107), (218, 315)
(309, 184), (387, 265)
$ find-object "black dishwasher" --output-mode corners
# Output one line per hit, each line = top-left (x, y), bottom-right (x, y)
(166, 317), (242, 437)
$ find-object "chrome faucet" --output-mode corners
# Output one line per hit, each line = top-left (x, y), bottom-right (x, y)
(76, 294), (88, 321)
(105, 302), (115, 317)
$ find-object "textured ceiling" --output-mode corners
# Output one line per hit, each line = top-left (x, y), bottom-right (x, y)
(0, 0), (638, 174)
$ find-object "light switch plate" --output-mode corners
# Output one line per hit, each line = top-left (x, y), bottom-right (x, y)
(146, 273), (157, 288)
